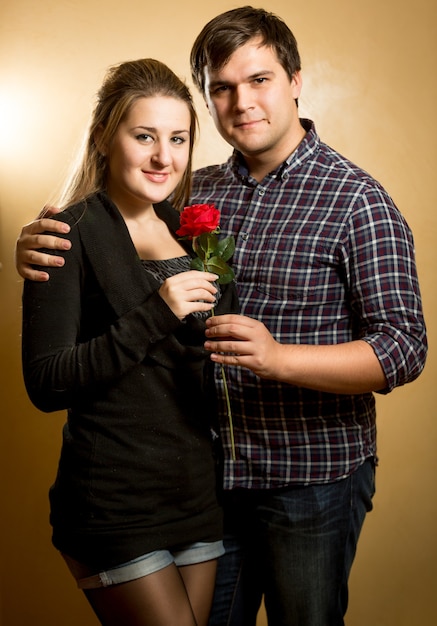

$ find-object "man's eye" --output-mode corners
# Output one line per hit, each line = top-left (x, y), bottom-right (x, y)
(213, 85), (230, 95)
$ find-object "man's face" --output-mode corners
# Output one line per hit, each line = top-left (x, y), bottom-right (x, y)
(203, 38), (303, 170)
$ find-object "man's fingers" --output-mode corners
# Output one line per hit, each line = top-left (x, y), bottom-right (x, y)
(22, 217), (70, 237)
(31, 233), (71, 251)
(205, 323), (247, 341)
(20, 267), (51, 282)
(27, 250), (66, 267)
(204, 339), (245, 355)
(209, 352), (243, 366)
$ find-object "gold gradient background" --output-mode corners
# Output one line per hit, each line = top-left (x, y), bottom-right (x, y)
(1, 1), (435, 624)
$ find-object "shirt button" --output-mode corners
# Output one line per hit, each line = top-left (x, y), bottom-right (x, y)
(241, 232), (249, 241)
(258, 188), (266, 196)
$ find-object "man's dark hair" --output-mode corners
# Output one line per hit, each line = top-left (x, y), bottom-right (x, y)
(190, 6), (301, 95)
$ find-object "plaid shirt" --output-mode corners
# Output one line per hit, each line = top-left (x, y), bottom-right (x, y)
(191, 119), (427, 489)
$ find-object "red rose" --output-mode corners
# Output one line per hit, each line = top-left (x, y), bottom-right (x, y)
(176, 204), (220, 238)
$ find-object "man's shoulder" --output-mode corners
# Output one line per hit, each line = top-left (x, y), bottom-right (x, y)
(192, 160), (235, 196)
(193, 160), (231, 179)
(314, 140), (387, 194)
(302, 120), (384, 190)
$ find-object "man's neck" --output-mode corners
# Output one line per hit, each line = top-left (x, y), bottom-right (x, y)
(244, 122), (307, 182)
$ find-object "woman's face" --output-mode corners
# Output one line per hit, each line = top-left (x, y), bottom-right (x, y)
(105, 95), (191, 211)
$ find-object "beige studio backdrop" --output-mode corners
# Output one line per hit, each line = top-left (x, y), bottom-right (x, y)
(0, 0), (436, 624)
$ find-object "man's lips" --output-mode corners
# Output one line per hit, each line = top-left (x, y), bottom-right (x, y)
(234, 118), (264, 130)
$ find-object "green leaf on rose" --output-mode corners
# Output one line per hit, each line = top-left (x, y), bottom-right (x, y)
(190, 257), (205, 272)
(215, 235), (235, 262)
(195, 232), (219, 260)
(216, 270), (235, 284)
(206, 256), (235, 284)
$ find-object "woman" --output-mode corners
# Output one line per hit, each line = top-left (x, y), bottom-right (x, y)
(21, 58), (237, 626)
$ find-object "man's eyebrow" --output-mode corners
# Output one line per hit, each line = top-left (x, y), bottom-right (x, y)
(248, 70), (275, 80)
(207, 79), (231, 90)
(208, 70), (275, 89)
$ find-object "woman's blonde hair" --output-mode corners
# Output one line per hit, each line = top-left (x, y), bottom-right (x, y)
(60, 58), (197, 211)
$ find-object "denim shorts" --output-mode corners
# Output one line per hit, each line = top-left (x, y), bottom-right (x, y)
(63, 541), (224, 589)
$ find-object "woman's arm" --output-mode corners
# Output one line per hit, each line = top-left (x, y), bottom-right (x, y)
(21, 219), (218, 412)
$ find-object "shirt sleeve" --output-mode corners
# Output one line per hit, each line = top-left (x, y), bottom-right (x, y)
(347, 185), (427, 392)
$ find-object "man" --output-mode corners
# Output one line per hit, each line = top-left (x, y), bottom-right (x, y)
(16, 7), (427, 625)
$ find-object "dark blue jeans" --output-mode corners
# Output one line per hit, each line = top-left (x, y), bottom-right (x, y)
(209, 459), (375, 626)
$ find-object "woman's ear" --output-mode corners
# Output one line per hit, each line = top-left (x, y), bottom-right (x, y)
(94, 124), (107, 156)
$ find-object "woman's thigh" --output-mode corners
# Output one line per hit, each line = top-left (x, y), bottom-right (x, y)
(84, 563), (198, 626)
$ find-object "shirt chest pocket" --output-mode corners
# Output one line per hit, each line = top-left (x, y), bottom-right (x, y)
(252, 236), (339, 305)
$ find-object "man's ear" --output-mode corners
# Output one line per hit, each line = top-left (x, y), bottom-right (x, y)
(291, 70), (303, 100)
(94, 124), (107, 156)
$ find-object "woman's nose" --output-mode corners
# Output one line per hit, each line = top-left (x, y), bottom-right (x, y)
(151, 142), (172, 167)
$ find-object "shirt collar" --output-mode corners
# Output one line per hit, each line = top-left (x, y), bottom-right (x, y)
(229, 118), (319, 182)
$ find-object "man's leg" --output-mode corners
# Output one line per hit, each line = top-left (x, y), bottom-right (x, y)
(208, 491), (264, 626)
(259, 459), (376, 626)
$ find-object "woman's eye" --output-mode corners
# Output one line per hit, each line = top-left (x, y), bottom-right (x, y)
(136, 134), (153, 143)
(171, 136), (186, 145)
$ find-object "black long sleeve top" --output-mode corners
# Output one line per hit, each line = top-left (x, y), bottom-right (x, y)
(22, 192), (238, 569)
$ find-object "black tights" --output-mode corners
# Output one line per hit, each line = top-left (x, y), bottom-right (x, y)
(83, 560), (217, 626)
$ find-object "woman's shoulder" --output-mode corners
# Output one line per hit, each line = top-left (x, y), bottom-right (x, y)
(53, 193), (116, 230)
(51, 195), (96, 227)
